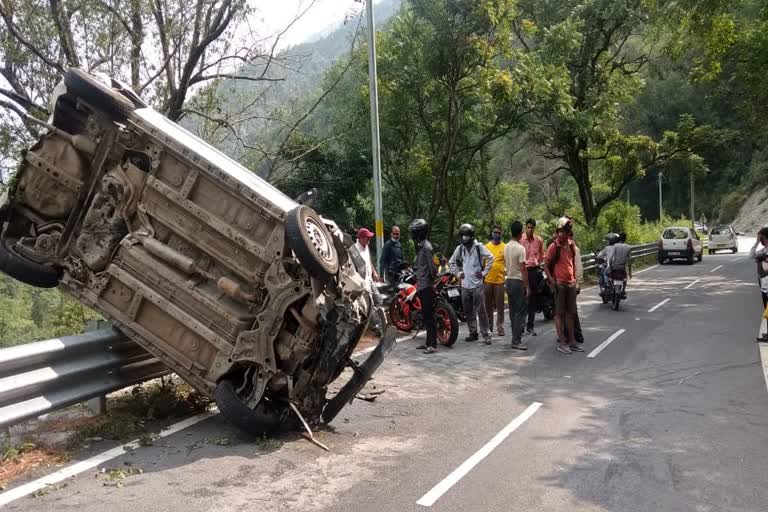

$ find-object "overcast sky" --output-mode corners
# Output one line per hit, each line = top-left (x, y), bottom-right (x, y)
(254, 0), (384, 49)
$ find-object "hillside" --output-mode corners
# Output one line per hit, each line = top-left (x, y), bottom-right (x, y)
(733, 187), (768, 235)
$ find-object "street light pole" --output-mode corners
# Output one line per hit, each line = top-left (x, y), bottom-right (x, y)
(365, 0), (384, 268)
(690, 170), (695, 230)
(658, 172), (663, 222)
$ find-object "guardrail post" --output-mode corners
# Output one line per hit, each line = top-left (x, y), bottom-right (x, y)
(83, 319), (109, 416)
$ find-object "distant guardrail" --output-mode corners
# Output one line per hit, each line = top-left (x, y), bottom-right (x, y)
(0, 328), (169, 429)
(581, 242), (658, 272)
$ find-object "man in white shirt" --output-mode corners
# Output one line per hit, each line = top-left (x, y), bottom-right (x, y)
(354, 227), (382, 335)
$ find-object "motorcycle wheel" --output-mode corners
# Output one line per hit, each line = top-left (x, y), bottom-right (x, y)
(601, 292), (609, 304)
(435, 299), (459, 347)
(542, 304), (555, 320)
(389, 301), (413, 332)
(612, 292), (621, 311)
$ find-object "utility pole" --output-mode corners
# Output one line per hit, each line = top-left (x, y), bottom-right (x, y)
(690, 170), (695, 230)
(366, 0), (384, 268)
(658, 172), (663, 222)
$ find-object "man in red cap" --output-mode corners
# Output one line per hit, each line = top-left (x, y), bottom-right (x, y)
(355, 227), (383, 335)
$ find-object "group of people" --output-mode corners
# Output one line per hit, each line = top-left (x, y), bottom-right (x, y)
(750, 226), (768, 343)
(356, 216), (608, 355)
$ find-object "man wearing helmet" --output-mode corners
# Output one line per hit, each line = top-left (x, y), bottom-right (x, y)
(410, 219), (438, 354)
(449, 223), (495, 344)
(544, 217), (583, 354)
(598, 233), (620, 291)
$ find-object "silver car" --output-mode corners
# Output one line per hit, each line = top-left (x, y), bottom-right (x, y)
(0, 68), (393, 433)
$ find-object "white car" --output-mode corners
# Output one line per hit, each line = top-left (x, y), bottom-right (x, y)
(707, 224), (741, 254)
(658, 227), (703, 265)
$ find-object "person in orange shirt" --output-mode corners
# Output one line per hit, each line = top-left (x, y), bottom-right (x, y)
(484, 224), (506, 336)
(520, 218), (545, 335)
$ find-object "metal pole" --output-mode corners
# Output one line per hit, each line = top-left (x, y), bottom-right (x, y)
(690, 170), (695, 230)
(366, 0), (384, 268)
(658, 172), (663, 222)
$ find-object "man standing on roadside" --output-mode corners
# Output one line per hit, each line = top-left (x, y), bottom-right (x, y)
(485, 224), (507, 336)
(354, 227), (383, 336)
(521, 218), (545, 336)
(410, 219), (438, 354)
(450, 223), (495, 344)
(380, 226), (403, 285)
(505, 221), (529, 349)
(544, 217), (583, 354)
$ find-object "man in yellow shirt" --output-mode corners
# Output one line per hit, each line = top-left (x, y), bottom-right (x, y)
(484, 224), (506, 336)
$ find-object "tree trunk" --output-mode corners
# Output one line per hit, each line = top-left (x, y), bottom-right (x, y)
(567, 144), (598, 226)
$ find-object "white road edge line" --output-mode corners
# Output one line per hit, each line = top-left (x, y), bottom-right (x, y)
(0, 412), (214, 507)
(709, 265), (723, 273)
(633, 265), (658, 275)
(587, 329), (626, 358)
(684, 279), (701, 290)
(648, 298), (670, 313)
(416, 402), (543, 507)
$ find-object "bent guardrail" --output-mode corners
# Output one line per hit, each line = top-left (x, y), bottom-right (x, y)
(0, 328), (169, 429)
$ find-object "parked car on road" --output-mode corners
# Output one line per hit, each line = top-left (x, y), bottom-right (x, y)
(0, 68), (395, 435)
(707, 224), (741, 254)
(658, 227), (703, 265)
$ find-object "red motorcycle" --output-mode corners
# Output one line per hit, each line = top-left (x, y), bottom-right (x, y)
(384, 270), (459, 346)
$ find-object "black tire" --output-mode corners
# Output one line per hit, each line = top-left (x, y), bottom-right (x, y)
(612, 293), (620, 311)
(0, 211), (60, 288)
(435, 299), (459, 347)
(687, 254), (694, 265)
(542, 304), (555, 320)
(601, 293), (609, 304)
(64, 68), (134, 120)
(697, 251), (703, 262)
(214, 377), (293, 436)
(707, 249), (714, 255)
(285, 206), (339, 281)
(658, 255), (666, 265)
(732, 247), (738, 254)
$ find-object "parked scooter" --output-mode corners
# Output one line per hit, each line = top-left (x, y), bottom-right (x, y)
(378, 269), (459, 346)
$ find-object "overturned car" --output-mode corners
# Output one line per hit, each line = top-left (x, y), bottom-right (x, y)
(0, 68), (394, 434)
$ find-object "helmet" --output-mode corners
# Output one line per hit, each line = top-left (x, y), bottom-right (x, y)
(458, 223), (475, 246)
(409, 218), (429, 241)
(556, 217), (573, 232)
(606, 233), (620, 245)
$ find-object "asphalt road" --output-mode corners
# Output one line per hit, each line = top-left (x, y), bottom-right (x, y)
(5, 240), (768, 512)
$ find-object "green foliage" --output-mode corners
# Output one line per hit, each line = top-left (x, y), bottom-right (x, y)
(0, 276), (101, 348)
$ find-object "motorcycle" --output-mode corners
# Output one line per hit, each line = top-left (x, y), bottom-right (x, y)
(379, 270), (460, 346)
(441, 272), (465, 322)
(597, 257), (627, 311)
(533, 265), (556, 320)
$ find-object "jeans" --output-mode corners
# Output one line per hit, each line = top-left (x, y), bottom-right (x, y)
(526, 268), (540, 330)
(418, 288), (437, 348)
(484, 282), (505, 331)
(462, 285), (489, 336)
(505, 279), (527, 342)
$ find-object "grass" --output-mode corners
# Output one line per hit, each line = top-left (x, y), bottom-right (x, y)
(0, 441), (69, 489)
(68, 378), (211, 448)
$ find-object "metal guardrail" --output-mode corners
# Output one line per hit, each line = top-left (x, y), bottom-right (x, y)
(0, 328), (169, 429)
(581, 242), (658, 272)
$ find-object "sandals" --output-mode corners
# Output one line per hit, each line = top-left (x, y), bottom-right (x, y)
(423, 346), (436, 354)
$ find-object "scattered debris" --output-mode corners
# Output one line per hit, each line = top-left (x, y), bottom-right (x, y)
(31, 482), (68, 497)
(356, 389), (386, 402)
(0, 441), (69, 488)
(289, 402), (330, 452)
(101, 466), (143, 488)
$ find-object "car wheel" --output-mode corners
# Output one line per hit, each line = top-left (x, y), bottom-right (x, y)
(707, 249), (714, 255)
(285, 205), (340, 281)
(697, 251), (702, 262)
(658, 256), (665, 265)
(64, 68), (135, 120)
(732, 247), (737, 254)
(215, 371), (295, 436)
(0, 206), (60, 288)
(687, 255), (694, 265)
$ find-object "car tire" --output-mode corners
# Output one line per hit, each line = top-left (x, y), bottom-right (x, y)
(732, 247), (737, 254)
(658, 256), (665, 265)
(708, 249), (714, 255)
(214, 376), (294, 436)
(0, 205), (60, 288)
(687, 255), (694, 265)
(64, 68), (135, 120)
(285, 205), (339, 281)
(697, 251), (702, 262)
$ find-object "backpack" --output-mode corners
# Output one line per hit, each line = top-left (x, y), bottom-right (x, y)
(456, 244), (485, 271)
(548, 240), (576, 277)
